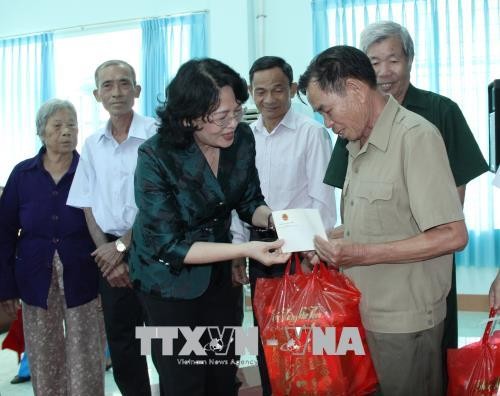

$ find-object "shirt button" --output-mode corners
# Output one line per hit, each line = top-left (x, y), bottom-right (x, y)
(354, 168), (359, 174)
(218, 202), (224, 206)
(51, 215), (59, 221)
(52, 190), (59, 196)
(350, 200), (354, 206)
(345, 231), (350, 237)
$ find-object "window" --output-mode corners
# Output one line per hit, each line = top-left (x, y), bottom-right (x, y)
(0, 34), (53, 185)
(53, 27), (142, 150)
(312, 0), (500, 266)
(0, 12), (207, 183)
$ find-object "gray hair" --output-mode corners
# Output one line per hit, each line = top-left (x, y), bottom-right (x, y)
(94, 60), (137, 87)
(36, 99), (77, 139)
(360, 21), (414, 62)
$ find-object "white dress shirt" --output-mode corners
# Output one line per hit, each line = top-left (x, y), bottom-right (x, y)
(231, 107), (336, 243)
(67, 112), (156, 236)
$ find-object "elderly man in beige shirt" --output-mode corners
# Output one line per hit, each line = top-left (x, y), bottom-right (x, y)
(298, 45), (468, 396)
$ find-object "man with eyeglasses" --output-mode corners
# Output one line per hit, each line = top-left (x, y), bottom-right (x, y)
(231, 56), (336, 396)
(67, 60), (156, 395)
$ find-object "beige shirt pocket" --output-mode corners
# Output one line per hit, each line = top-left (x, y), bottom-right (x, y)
(347, 181), (394, 238)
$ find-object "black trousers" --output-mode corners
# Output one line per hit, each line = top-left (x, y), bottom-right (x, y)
(99, 275), (151, 396)
(139, 264), (242, 396)
(442, 258), (458, 391)
(100, 234), (151, 396)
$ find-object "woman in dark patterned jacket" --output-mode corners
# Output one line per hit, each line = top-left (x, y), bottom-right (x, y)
(128, 58), (289, 395)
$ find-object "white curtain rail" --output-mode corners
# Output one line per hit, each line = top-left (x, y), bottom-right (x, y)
(0, 9), (209, 41)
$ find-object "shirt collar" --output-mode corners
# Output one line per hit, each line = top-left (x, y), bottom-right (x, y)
(29, 146), (80, 175)
(401, 84), (425, 110)
(347, 95), (400, 156)
(67, 150), (80, 174)
(254, 107), (296, 135)
(22, 146), (46, 171)
(99, 111), (150, 141)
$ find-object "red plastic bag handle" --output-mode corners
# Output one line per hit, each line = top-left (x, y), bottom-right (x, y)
(481, 307), (498, 345)
(284, 253), (303, 276)
(311, 260), (329, 276)
(284, 254), (334, 277)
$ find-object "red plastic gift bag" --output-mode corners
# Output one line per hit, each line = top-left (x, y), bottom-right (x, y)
(447, 308), (500, 395)
(253, 254), (377, 395)
(1, 307), (24, 362)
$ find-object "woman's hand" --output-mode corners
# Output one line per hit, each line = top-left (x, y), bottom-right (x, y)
(246, 239), (290, 266)
(0, 298), (20, 319)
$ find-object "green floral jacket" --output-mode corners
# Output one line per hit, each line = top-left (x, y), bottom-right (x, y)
(128, 123), (265, 299)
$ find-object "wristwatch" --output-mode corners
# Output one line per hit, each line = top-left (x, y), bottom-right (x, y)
(115, 238), (127, 253)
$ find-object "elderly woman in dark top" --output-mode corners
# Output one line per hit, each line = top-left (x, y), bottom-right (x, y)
(0, 99), (105, 395)
(129, 58), (289, 395)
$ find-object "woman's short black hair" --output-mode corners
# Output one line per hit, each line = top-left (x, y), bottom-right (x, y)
(157, 58), (249, 148)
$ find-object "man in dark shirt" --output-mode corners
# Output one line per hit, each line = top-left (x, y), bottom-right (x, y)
(324, 21), (488, 379)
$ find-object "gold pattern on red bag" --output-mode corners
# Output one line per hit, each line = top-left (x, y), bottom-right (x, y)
(471, 376), (500, 393)
(271, 305), (322, 323)
(253, 254), (378, 395)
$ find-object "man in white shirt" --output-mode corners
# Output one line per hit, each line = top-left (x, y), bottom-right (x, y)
(67, 60), (156, 395)
(231, 56), (336, 396)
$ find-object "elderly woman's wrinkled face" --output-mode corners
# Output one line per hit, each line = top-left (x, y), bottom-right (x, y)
(42, 109), (78, 154)
(193, 86), (243, 150)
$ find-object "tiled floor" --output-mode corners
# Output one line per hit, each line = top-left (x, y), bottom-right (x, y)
(0, 265), (496, 395)
(0, 310), (492, 396)
(0, 341), (160, 396)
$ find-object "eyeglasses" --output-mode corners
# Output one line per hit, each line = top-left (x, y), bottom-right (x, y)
(210, 107), (245, 128)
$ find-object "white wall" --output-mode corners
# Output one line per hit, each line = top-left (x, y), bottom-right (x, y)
(0, 0), (315, 85)
(263, 0), (314, 83)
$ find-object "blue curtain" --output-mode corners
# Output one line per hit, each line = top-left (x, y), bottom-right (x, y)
(311, 0), (500, 267)
(0, 33), (55, 185)
(141, 13), (207, 117)
(189, 13), (207, 59)
(312, 0), (330, 57)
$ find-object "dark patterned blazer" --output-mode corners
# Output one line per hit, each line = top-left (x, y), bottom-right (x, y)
(128, 123), (265, 299)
